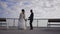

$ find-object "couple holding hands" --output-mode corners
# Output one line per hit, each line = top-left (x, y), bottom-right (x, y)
(18, 9), (34, 30)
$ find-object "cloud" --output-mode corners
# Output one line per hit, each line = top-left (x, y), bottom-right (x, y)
(0, 2), (7, 8)
(0, 0), (60, 18)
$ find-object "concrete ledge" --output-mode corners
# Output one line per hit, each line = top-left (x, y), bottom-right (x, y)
(9, 26), (18, 30)
(0, 26), (18, 30)
(0, 26), (7, 30)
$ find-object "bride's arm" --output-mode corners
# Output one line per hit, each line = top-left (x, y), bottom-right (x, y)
(24, 14), (27, 21)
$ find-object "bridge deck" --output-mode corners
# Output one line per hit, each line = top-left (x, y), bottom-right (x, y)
(0, 28), (60, 34)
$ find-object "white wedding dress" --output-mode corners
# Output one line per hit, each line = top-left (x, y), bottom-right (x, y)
(18, 13), (26, 30)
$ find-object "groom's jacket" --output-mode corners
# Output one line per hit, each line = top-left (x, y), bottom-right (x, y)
(29, 13), (34, 21)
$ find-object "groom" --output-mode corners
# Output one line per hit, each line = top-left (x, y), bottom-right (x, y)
(28, 9), (34, 30)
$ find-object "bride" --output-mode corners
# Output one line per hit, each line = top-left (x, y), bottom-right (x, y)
(18, 9), (26, 30)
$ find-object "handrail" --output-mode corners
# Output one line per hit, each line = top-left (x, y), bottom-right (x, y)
(0, 18), (60, 19)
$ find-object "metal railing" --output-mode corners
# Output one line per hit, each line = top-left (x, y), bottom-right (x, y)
(1, 18), (60, 29)
(5, 18), (48, 28)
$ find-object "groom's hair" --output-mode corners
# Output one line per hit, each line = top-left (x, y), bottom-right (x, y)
(30, 9), (33, 13)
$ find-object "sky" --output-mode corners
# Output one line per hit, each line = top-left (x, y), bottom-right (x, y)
(0, 0), (60, 18)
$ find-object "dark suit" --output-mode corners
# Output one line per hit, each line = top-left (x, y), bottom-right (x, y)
(29, 13), (34, 30)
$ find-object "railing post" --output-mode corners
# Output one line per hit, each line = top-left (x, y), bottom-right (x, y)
(37, 19), (38, 28)
(6, 18), (9, 30)
(13, 18), (15, 27)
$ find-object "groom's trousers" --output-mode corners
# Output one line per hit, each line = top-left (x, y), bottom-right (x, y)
(30, 20), (33, 30)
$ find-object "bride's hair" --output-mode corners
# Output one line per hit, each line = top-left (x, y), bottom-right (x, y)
(22, 9), (25, 14)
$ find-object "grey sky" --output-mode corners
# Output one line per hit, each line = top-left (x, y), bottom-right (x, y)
(0, 0), (60, 18)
